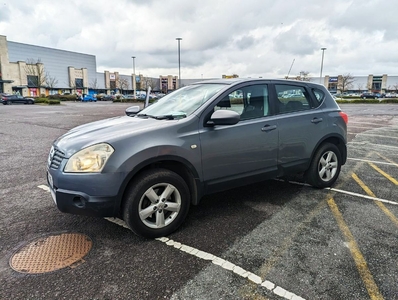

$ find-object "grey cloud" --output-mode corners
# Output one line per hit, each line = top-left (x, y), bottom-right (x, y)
(273, 29), (318, 56)
(0, 4), (10, 22)
(3, 0), (398, 79)
(235, 35), (256, 50)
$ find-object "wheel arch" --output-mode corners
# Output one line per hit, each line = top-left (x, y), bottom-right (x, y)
(117, 156), (202, 217)
(310, 134), (347, 166)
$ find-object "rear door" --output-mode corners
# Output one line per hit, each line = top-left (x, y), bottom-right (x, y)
(270, 83), (328, 173)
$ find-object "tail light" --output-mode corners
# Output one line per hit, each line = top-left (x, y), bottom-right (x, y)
(339, 112), (348, 124)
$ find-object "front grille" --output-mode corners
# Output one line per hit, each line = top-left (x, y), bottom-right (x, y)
(49, 148), (65, 169)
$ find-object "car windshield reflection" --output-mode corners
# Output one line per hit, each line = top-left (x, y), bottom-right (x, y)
(137, 84), (225, 118)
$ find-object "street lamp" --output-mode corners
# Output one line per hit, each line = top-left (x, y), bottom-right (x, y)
(131, 56), (136, 75)
(131, 56), (136, 98)
(176, 38), (182, 88)
(319, 47), (326, 84)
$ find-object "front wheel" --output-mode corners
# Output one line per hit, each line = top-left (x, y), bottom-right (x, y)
(305, 143), (342, 188)
(123, 169), (190, 238)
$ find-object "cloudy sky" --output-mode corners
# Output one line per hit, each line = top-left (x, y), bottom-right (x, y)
(1, 0), (397, 80)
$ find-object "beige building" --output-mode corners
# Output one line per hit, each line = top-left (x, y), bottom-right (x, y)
(322, 74), (392, 93)
(159, 75), (178, 93)
(0, 35), (95, 96)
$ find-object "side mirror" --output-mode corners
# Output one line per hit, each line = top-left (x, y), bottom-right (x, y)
(207, 109), (240, 126)
(125, 106), (141, 116)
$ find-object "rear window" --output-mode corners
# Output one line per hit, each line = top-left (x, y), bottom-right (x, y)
(312, 88), (325, 107)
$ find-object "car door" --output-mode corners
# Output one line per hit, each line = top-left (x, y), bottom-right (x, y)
(16, 96), (25, 104)
(271, 83), (328, 173)
(199, 83), (278, 191)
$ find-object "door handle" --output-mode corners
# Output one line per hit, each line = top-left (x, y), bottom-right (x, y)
(311, 117), (323, 124)
(261, 125), (277, 132)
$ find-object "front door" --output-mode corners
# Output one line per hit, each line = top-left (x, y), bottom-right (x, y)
(199, 84), (278, 188)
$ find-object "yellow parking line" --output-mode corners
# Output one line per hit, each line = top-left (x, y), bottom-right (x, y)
(368, 162), (398, 185)
(352, 174), (398, 227)
(327, 198), (384, 300)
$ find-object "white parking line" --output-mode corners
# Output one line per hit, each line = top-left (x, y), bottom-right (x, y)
(275, 179), (398, 206)
(38, 185), (50, 192)
(104, 218), (305, 300)
(156, 237), (306, 300)
(349, 142), (398, 150)
(347, 158), (398, 166)
(356, 133), (398, 139)
(39, 185), (305, 300)
(348, 126), (376, 130)
(348, 121), (387, 126)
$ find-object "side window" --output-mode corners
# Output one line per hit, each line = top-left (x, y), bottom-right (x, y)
(215, 85), (269, 121)
(215, 90), (244, 115)
(275, 85), (311, 114)
(312, 88), (325, 107)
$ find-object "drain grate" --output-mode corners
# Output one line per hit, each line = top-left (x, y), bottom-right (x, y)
(10, 233), (92, 274)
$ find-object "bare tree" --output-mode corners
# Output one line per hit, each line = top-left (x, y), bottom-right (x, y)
(295, 71), (311, 82)
(356, 83), (363, 92)
(24, 58), (47, 90)
(338, 73), (355, 92)
(90, 78), (98, 90)
(45, 71), (58, 89)
(117, 78), (129, 94)
(393, 83), (398, 94)
(141, 77), (158, 90)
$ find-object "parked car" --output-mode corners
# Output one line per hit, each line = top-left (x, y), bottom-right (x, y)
(101, 95), (115, 101)
(385, 93), (398, 98)
(1, 94), (35, 105)
(82, 94), (97, 102)
(47, 78), (348, 238)
(360, 92), (380, 99)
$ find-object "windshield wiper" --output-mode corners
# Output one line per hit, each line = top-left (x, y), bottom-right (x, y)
(136, 113), (157, 119)
(136, 113), (187, 120)
(154, 113), (187, 120)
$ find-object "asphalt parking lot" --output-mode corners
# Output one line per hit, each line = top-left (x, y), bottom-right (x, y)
(1, 102), (398, 300)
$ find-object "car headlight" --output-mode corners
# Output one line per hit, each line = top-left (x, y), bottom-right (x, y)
(64, 143), (114, 173)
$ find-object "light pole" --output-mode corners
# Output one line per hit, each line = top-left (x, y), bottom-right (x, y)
(176, 38), (182, 88)
(131, 56), (136, 75)
(131, 56), (136, 98)
(319, 47), (326, 84)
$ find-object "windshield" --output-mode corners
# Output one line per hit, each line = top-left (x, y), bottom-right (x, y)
(137, 83), (225, 119)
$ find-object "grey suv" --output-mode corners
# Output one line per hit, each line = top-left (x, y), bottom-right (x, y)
(47, 79), (348, 238)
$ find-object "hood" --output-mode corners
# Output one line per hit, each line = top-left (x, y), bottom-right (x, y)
(55, 115), (178, 157)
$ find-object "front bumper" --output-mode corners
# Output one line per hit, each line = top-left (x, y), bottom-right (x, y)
(47, 169), (123, 218)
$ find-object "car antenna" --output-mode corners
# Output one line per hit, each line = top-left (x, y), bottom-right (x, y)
(286, 58), (295, 79)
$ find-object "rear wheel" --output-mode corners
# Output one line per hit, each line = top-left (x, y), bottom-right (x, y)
(123, 169), (190, 238)
(305, 143), (342, 188)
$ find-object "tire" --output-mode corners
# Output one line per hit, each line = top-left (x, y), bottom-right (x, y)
(305, 142), (342, 188)
(123, 169), (190, 238)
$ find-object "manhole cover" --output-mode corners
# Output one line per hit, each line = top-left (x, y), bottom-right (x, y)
(10, 233), (92, 274)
